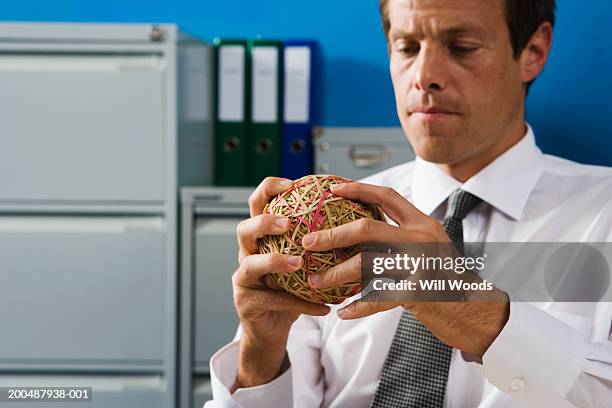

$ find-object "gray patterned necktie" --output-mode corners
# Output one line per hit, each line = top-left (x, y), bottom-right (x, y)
(371, 189), (483, 408)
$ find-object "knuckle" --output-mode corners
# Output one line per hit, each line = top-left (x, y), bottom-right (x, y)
(382, 186), (396, 196)
(262, 176), (276, 186)
(238, 255), (253, 277)
(352, 254), (362, 268)
(356, 217), (374, 235)
(366, 302), (378, 313)
(231, 267), (242, 288)
(261, 177), (277, 194)
(321, 228), (333, 246)
(386, 186), (400, 197)
(236, 219), (246, 237)
(326, 267), (339, 284)
(247, 193), (258, 209)
(424, 232), (438, 243)
(255, 214), (269, 231)
(233, 289), (247, 310)
(414, 229), (438, 243)
(271, 252), (288, 268)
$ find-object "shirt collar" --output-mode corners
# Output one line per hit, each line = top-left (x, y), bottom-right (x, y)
(411, 124), (543, 221)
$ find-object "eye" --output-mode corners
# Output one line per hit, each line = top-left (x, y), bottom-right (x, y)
(400, 46), (419, 55)
(394, 41), (420, 56)
(449, 44), (479, 55)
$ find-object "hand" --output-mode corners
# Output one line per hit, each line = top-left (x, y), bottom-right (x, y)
(232, 177), (331, 391)
(301, 181), (509, 358)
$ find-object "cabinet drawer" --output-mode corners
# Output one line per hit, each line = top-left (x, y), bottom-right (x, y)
(0, 374), (165, 408)
(0, 54), (166, 203)
(314, 127), (415, 180)
(193, 218), (242, 367)
(0, 216), (165, 366)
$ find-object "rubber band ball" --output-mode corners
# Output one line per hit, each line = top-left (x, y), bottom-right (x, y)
(258, 174), (385, 304)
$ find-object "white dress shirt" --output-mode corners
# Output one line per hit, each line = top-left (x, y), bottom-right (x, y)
(205, 125), (612, 408)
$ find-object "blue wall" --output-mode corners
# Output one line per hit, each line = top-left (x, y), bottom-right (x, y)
(2, 0), (611, 165)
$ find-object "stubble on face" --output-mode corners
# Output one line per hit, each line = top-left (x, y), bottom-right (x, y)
(387, 0), (526, 172)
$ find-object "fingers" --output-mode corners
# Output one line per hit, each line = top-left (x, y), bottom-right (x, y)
(233, 253), (303, 288)
(237, 214), (291, 261)
(330, 182), (424, 227)
(238, 177), (293, 263)
(235, 287), (331, 317)
(302, 218), (433, 251)
(249, 177), (293, 217)
(337, 295), (403, 320)
(309, 254), (360, 289)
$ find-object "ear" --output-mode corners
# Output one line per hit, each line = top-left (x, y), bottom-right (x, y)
(519, 22), (553, 84)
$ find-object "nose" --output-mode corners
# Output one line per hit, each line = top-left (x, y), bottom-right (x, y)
(413, 43), (446, 92)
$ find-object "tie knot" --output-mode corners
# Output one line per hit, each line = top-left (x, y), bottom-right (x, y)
(444, 189), (482, 221)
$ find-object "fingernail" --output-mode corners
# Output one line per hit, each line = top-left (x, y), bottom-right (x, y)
(309, 274), (321, 287)
(288, 256), (302, 267)
(275, 217), (289, 228)
(320, 305), (331, 314)
(330, 183), (345, 191)
(337, 308), (347, 318)
(302, 234), (316, 246)
(278, 179), (292, 187)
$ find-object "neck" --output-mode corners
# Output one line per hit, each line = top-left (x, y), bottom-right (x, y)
(438, 119), (527, 183)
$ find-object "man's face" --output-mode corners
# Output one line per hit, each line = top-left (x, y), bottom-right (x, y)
(388, 0), (525, 165)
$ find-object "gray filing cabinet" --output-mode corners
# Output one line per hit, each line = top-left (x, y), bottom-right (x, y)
(179, 188), (253, 408)
(0, 216), (165, 363)
(0, 375), (165, 408)
(314, 127), (415, 180)
(0, 23), (213, 407)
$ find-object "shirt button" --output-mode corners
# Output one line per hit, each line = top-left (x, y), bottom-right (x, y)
(510, 378), (525, 391)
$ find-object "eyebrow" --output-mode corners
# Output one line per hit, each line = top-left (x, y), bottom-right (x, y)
(389, 23), (490, 40)
(442, 23), (489, 38)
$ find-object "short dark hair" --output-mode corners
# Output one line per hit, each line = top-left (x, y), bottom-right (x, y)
(379, 0), (556, 91)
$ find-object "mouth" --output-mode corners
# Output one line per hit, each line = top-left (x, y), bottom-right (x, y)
(409, 107), (458, 121)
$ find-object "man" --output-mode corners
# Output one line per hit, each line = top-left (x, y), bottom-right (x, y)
(206, 0), (612, 407)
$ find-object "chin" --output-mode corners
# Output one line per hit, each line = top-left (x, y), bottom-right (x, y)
(416, 147), (462, 164)
(405, 131), (469, 164)
(404, 129), (446, 158)
(402, 117), (472, 164)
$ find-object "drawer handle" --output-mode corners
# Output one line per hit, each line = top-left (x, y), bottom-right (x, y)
(349, 145), (389, 168)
